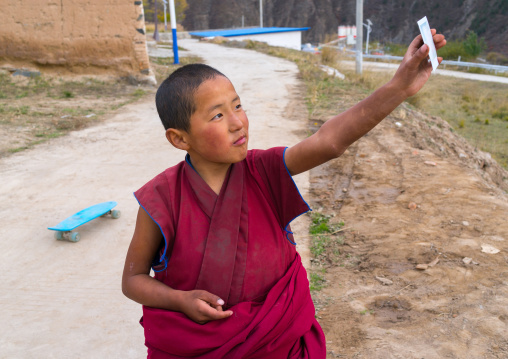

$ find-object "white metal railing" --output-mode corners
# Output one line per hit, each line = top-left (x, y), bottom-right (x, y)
(320, 45), (508, 74)
(361, 54), (508, 74)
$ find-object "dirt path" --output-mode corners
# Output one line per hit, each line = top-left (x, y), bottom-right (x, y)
(0, 39), (310, 357)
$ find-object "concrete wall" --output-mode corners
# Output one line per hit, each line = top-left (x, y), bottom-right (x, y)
(0, 0), (154, 82)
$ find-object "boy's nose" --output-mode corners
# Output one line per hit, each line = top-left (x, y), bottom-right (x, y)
(229, 113), (244, 131)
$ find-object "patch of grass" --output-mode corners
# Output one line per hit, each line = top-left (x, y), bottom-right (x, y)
(131, 88), (147, 98)
(384, 76), (508, 169)
(0, 72), (155, 156)
(321, 46), (338, 66)
(35, 132), (62, 139)
(307, 212), (346, 265)
(15, 105), (30, 115)
(310, 235), (328, 257)
(360, 309), (375, 315)
(309, 273), (327, 291)
(310, 212), (344, 234)
(384, 42), (407, 56)
(8, 146), (29, 153)
(62, 90), (74, 98)
(150, 54), (203, 84)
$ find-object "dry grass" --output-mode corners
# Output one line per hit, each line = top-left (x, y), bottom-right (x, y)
(405, 76), (508, 168)
(0, 74), (149, 154)
(150, 55), (203, 84)
(0, 53), (202, 156)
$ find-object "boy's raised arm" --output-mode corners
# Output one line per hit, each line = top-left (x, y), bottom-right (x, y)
(285, 30), (446, 176)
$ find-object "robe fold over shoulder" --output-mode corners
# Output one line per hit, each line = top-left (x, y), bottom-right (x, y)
(134, 147), (326, 358)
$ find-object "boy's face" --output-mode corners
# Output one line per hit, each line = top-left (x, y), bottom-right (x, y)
(184, 75), (249, 169)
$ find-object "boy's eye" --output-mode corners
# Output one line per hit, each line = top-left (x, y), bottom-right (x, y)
(211, 113), (223, 121)
(235, 104), (242, 110)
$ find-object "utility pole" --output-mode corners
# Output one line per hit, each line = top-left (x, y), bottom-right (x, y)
(163, 0), (168, 32)
(154, 0), (160, 41)
(259, 0), (263, 28)
(356, 0), (363, 75)
(364, 19), (372, 54)
(169, 0), (179, 64)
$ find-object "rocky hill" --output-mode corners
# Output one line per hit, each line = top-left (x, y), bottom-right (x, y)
(181, 0), (508, 55)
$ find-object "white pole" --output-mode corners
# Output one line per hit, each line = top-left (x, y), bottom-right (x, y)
(364, 19), (372, 54)
(259, 0), (263, 28)
(169, 0), (179, 64)
(365, 29), (369, 54)
(356, 0), (363, 75)
(163, 1), (167, 32)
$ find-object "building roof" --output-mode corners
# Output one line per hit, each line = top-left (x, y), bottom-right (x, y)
(189, 27), (310, 38)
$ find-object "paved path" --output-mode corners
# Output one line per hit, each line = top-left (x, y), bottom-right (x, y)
(0, 39), (310, 358)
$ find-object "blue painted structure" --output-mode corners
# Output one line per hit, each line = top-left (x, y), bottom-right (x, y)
(48, 201), (118, 231)
(169, 0), (179, 64)
(189, 27), (310, 38)
(172, 28), (179, 64)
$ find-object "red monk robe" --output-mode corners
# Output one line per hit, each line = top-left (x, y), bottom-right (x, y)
(134, 147), (326, 358)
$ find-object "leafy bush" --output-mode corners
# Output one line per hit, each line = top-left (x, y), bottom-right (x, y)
(463, 31), (487, 58)
(437, 40), (467, 60)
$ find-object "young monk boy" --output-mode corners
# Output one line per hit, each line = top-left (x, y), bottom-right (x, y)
(122, 30), (446, 358)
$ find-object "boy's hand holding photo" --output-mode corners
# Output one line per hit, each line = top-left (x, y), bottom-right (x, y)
(285, 30), (446, 176)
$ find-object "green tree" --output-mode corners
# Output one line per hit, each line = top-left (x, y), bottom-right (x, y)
(463, 31), (487, 58)
(143, 0), (188, 24)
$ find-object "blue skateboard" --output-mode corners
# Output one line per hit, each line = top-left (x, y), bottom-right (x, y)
(48, 201), (121, 242)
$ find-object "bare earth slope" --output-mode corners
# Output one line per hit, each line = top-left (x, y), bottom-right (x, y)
(310, 104), (508, 358)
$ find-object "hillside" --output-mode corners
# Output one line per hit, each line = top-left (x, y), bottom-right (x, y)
(181, 0), (508, 56)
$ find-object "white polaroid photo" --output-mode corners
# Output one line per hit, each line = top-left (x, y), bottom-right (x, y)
(417, 16), (439, 71)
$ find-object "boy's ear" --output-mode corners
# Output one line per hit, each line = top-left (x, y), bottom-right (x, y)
(166, 128), (190, 150)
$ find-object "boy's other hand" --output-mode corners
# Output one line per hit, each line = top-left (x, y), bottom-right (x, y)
(392, 29), (446, 98)
(179, 289), (234, 324)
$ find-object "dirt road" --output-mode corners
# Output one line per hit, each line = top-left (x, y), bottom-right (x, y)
(309, 103), (508, 358)
(0, 39), (310, 358)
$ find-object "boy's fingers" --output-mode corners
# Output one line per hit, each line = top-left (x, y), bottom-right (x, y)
(197, 304), (233, 322)
(207, 308), (233, 320)
(411, 43), (429, 64)
(435, 38), (447, 50)
(196, 290), (225, 307)
(408, 34), (424, 55)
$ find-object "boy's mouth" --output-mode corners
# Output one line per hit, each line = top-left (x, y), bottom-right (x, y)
(233, 135), (247, 146)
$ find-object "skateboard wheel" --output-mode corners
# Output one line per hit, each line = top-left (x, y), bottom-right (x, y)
(70, 232), (81, 242)
(111, 210), (121, 219)
(54, 232), (64, 241)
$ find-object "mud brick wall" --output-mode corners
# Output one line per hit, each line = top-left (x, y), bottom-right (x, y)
(0, 0), (153, 81)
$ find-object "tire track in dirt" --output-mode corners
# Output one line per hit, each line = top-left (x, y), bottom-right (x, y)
(308, 104), (508, 358)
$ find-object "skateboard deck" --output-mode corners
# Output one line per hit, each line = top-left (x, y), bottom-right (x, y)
(48, 201), (120, 242)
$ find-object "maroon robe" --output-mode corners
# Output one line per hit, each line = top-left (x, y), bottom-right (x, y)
(134, 147), (326, 358)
